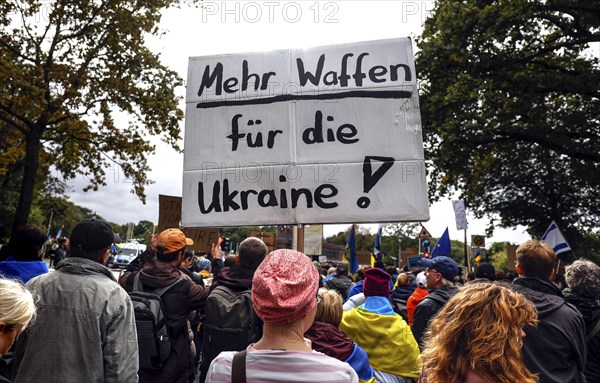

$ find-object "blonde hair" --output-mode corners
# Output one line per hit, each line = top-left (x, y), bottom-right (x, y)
(396, 274), (409, 286)
(421, 282), (538, 383)
(0, 278), (36, 332)
(315, 289), (343, 326)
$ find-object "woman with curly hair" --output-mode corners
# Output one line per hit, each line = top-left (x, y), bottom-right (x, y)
(419, 282), (538, 383)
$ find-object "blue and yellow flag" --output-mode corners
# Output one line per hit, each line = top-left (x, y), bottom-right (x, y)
(345, 224), (359, 274)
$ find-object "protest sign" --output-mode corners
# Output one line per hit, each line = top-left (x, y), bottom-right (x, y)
(182, 38), (429, 227)
(158, 194), (219, 252)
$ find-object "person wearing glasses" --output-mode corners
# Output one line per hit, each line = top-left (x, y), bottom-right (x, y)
(411, 256), (459, 349)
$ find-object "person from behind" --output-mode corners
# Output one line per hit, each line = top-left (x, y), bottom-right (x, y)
(474, 262), (496, 282)
(390, 274), (414, 301)
(120, 228), (209, 383)
(406, 272), (428, 327)
(0, 278), (36, 383)
(563, 259), (600, 383)
(54, 238), (68, 266)
(419, 282), (538, 383)
(305, 289), (375, 383)
(198, 237), (268, 382)
(512, 240), (587, 383)
(12, 219), (138, 383)
(325, 261), (355, 301)
(348, 266), (369, 298)
(389, 273), (414, 320)
(340, 268), (421, 382)
(206, 249), (358, 383)
(0, 226), (48, 283)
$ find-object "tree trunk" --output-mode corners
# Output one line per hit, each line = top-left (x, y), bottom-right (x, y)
(12, 125), (42, 236)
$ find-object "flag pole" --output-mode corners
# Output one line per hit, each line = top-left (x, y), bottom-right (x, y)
(297, 224), (304, 253)
(46, 209), (54, 236)
(464, 229), (470, 270)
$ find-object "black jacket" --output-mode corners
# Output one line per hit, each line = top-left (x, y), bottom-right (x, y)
(564, 287), (600, 383)
(512, 277), (587, 383)
(412, 287), (458, 349)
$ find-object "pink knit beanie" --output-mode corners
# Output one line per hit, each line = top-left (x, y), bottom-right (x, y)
(252, 249), (319, 325)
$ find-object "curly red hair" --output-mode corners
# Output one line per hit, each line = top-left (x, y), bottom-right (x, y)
(421, 282), (538, 383)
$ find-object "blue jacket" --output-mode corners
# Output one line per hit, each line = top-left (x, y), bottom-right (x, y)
(0, 257), (48, 283)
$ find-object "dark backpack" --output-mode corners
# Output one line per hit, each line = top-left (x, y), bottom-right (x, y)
(129, 272), (183, 370)
(391, 298), (409, 322)
(199, 285), (262, 382)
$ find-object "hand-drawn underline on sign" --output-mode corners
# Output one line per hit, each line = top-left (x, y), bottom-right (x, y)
(195, 90), (413, 109)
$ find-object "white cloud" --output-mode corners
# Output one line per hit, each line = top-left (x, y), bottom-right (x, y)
(65, 1), (530, 246)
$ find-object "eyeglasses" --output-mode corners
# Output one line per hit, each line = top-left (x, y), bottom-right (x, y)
(426, 268), (439, 275)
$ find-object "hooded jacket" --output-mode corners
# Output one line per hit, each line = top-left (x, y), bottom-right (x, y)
(512, 277), (587, 383)
(211, 264), (254, 291)
(412, 287), (458, 349)
(305, 321), (375, 382)
(564, 287), (600, 383)
(120, 256), (209, 383)
(326, 274), (355, 301)
(12, 257), (139, 383)
(406, 287), (429, 327)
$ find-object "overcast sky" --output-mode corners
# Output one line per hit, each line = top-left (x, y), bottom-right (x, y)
(64, 1), (532, 244)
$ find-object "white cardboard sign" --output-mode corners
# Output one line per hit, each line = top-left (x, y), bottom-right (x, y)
(182, 38), (429, 227)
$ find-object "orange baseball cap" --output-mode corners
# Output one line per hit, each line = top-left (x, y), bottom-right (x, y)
(155, 228), (193, 254)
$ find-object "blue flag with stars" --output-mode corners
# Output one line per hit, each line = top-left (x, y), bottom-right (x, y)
(430, 227), (451, 258)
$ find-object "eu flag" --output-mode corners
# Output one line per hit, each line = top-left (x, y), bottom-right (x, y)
(345, 224), (359, 274)
(430, 227), (451, 258)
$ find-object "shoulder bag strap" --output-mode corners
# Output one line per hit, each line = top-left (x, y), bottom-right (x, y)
(132, 271), (144, 292)
(231, 350), (247, 383)
(587, 318), (600, 342)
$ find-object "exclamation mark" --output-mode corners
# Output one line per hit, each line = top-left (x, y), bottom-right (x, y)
(357, 156), (395, 208)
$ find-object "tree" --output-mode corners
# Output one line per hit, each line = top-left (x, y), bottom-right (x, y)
(417, 0), (600, 251)
(1, 1), (191, 236)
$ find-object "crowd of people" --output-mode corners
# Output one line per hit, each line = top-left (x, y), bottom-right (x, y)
(0, 220), (599, 383)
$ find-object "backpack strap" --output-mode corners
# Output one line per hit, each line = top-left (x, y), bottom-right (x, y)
(231, 350), (247, 383)
(132, 271), (144, 292)
(587, 318), (600, 342)
(132, 271), (184, 296)
(153, 278), (185, 297)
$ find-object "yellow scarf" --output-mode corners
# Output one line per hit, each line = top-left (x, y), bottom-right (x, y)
(340, 308), (422, 379)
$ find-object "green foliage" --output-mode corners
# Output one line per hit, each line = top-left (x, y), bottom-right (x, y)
(488, 241), (510, 271)
(1, 0), (192, 232)
(417, 0), (600, 251)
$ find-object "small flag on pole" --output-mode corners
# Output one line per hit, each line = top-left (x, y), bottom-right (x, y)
(344, 224), (359, 275)
(56, 225), (64, 239)
(373, 225), (382, 261)
(452, 200), (469, 230)
(430, 227), (451, 258)
(541, 221), (572, 255)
